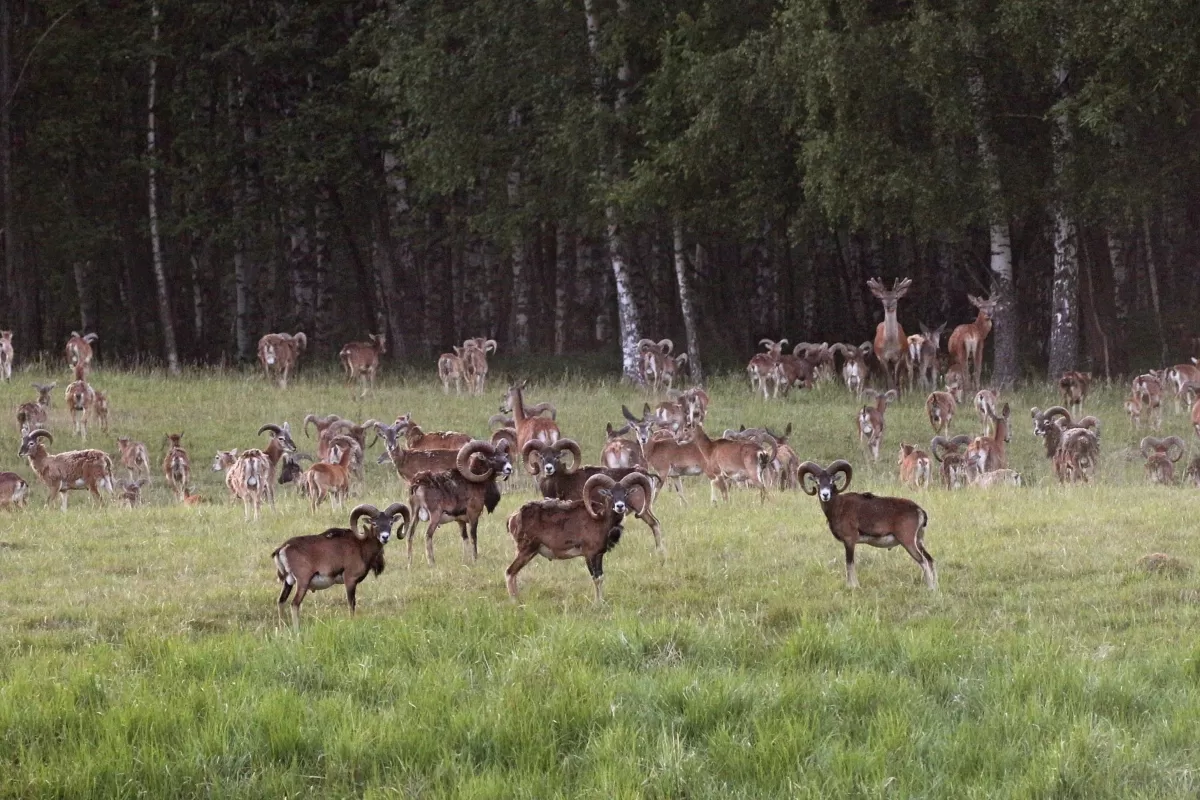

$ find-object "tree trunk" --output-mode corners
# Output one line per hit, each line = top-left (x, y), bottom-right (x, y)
(507, 153), (530, 353)
(147, 3), (180, 374)
(1048, 63), (1079, 377)
(371, 205), (405, 356)
(72, 261), (95, 333)
(673, 221), (703, 385)
(0, 0), (13, 335)
(554, 224), (572, 354)
(584, 0), (641, 379)
(287, 205), (314, 334)
(967, 65), (1018, 387)
(313, 188), (333, 347)
(1142, 213), (1168, 364)
(189, 252), (204, 345)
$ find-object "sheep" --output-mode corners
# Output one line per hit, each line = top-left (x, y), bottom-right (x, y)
(1186, 456), (1200, 488)
(257, 332), (307, 388)
(437, 346), (469, 394)
(831, 342), (872, 395)
(303, 413), (343, 443)
(931, 434), (973, 488)
(257, 422), (297, 506)
(212, 448), (272, 519)
(1140, 436), (1186, 485)
(374, 423), (463, 486)
(272, 502), (412, 632)
(687, 423), (776, 503)
(18, 428), (114, 510)
(407, 440), (513, 567)
(500, 380), (561, 452)
(1132, 372), (1165, 430)
(857, 389), (898, 462)
(0, 330), (12, 380)
(93, 390), (109, 433)
(898, 443), (932, 489)
(974, 389), (999, 432)
(462, 337), (498, 395)
(797, 460), (936, 589)
(64, 365), (96, 440)
(522, 438), (664, 553)
(1058, 371), (1091, 414)
(303, 435), (357, 512)
(1054, 427), (1101, 484)
(162, 433), (191, 501)
(16, 382), (56, 433)
(966, 403), (1011, 474)
(120, 478), (148, 508)
(116, 436), (151, 481)
(747, 339), (784, 398)
(925, 390), (956, 435)
(1031, 406), (1100, 460)
(601, 422), (644, 469)
(65, 331), (98, 370)
(971, 469), (1023, 488)
(392, 414), (473, 452)
(0, 471), (29, 509)
(339, 333), (386, 396)
(504, 472), (656, 602)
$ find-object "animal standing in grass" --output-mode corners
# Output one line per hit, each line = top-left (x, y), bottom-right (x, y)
(257, 332), (306, 388)
(797, 460), (936, 589)
(18, 428), (114, 510)
(64, 331), (98, 371)
(504, 472), (655, 602)
(272, 503), (411, 632)
(162, 433), (191, 501)
(0, 330), (13, 380)
(339, 333), (386, 396)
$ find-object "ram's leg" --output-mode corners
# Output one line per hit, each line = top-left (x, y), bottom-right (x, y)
(425, 516), (441, 566)
(901, 537), (937, 590)
(586, 553), (605, 602)
(290, 578), (311, 633)
(505, 547), (538, 599)
(466, 518), (478, 563)
(344, 577), (359, 616)
(843, 541), (859, 588)
(637, 510), (664, 555)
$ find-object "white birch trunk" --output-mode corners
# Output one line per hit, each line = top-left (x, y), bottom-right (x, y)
(967, 66), (1018, 387)
(673, 221), (703, 384)
(189, 253), (204, 342)
(584, 0), (642, 380)
(147, 2), (180, 374)
(1107, 230), (1128, 329)
(1048, 63), (1079, 377)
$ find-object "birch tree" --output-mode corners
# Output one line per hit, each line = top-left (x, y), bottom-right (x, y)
(147, 2), (180, 374)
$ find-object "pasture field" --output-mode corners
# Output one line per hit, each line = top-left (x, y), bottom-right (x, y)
(1, 363), (1199, 798)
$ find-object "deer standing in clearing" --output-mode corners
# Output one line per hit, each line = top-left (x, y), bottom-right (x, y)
(867, 278), (912, 392)
(947, 294), (997, 390)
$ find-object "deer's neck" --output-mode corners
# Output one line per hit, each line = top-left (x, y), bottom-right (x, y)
(511, 390), (527, 421)
(975, 311), (992, 338)
(883, 309), (901, 346)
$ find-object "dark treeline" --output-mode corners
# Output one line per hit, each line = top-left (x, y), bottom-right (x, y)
(2, 0), (1198, 382)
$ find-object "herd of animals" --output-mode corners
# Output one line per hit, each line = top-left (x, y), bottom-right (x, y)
(1, 278), (1199, 631)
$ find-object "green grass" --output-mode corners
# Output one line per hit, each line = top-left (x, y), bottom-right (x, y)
(1, 363), (1199, 798)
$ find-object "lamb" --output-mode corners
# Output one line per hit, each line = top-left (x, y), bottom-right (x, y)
(831, 342), (873, 395)
(18, 428), (114, 510)
(120, 478), (148, 508)
(92, 390), (109, 433)
(16, 382), (56, 433)
(437, 346), (469, 394)
(797, 460), (936, 589)
(0, 471), (29, 509)
(974, 389), (999, 432)
(970, 469), (1023, 488)
(116, 437), (151, 481)
(406, 440), (513, 567)
(504, 472), (656, 602)
(966, 402), (1011, 474)
(1058, 371), (1092, 414)
(272, 502), (412, 631)
(162, 432), (191, 501)
(522, 438), (664, 552)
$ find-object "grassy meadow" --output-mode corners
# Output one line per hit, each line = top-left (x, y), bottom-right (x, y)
(0, 360), (1199, 798)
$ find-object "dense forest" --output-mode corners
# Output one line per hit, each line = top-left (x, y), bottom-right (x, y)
(2, 0), (1198, 382)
